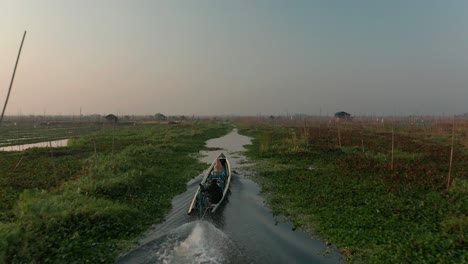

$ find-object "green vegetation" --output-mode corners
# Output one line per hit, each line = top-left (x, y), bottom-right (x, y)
(237, 119), (467, 263)
(0, 121), (231, 263)
(0, 121), (101, 147)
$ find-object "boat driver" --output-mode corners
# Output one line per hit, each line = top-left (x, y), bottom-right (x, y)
(211, 159), (226, 180)
(200, 179), (223, 204)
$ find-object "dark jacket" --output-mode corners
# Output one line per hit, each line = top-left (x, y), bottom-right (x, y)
(200, 181), (223, 204)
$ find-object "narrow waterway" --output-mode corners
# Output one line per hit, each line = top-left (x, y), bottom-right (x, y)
(117, 129), (342, 263)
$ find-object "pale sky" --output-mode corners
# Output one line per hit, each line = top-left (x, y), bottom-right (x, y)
(1, 0), (467, 116)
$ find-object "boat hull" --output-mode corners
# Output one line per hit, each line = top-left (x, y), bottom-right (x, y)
(188, 153), (231, 216)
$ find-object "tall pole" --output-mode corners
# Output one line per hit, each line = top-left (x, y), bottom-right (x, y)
(0, 31), (27, 125)
(447, 116), (455, 191)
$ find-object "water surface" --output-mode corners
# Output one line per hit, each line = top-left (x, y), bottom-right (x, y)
(117, 129), (342, 263)
(0, 139), (68, 151)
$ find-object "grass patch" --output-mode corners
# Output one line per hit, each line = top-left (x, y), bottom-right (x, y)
(237, 119), (467, 263)
(0, 121), (232, 263)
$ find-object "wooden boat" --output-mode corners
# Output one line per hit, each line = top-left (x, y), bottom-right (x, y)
(188, 153), (231, 216)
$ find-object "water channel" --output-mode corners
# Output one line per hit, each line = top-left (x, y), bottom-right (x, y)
(117, 129), (342, 263)
(0, 139), (68, 151)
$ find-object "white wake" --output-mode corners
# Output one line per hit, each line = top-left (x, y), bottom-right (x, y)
(155, 221), (231, 264)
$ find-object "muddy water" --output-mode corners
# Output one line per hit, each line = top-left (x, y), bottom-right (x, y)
(117, 129), (342, 264)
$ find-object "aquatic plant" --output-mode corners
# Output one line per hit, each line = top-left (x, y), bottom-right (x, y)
(237, 117), (467, 263)
(0, 121), (231, 263)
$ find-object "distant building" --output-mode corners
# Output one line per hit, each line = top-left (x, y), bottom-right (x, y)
(154, 113), (167, 121)
(334, 111), (351, 120)
(104, 114), (118, 124)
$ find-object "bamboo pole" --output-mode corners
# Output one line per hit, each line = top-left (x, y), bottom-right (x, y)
(0, 31), (27, 126)
(391, 127), (394, 170)
(337, 122), (342, 148)
(49, 141), (56, 170)
(303, 119), (308, 139)
(112, 121), (115, 155)
(93, 139), (98, 167)
(447, 116), (455, 191)
(13, 156), (25, 170)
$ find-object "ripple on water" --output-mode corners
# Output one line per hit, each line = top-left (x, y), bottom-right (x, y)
(117, 129), (342, 264)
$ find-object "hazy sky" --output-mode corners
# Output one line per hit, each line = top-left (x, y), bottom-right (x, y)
(1, 0), (467, 116)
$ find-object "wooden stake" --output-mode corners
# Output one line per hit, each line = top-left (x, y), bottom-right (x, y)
(13, 156), (25, 170)
(447, 116), (455, 191)
(49, 141), (55, 170)
(0, 31), (27, 125)
(303, 120), (308, 139)
(337, 122), (342, 148)
(112, 122), (115, 155)
(391, 127), (394, 170)
(93, 139), (97, 156)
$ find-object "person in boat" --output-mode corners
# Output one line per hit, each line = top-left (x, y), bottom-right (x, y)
(200, 179), (223, 204)
(211, 159), (226, 180)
